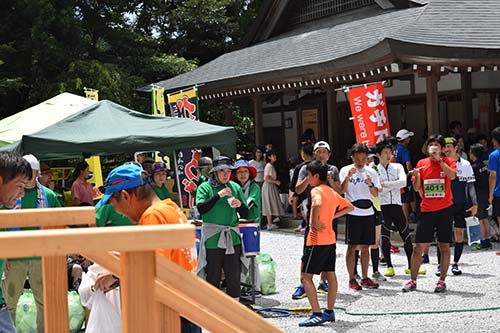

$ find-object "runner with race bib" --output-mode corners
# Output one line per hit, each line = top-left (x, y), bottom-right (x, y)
(402, 135), (457, 293)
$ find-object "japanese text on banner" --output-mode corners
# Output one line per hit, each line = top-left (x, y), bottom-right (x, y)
(168, 86), (201, 208)
(347, 83), (390, 146)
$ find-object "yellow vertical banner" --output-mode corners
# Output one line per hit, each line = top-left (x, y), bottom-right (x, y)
(84, 87), (103, 199)
(152, 87), (166, 116)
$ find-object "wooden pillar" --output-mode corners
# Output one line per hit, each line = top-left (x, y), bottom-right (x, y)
(42, 256), (69, 333)
(253, 96), (264, 147)
(326, 87), (340, 154)
(223, 103), (233, 125)
(121, 251), (164, 333)
(42, 224), (69, 333)
(426, 72), (440, 134)
(461, 72), (473, 128)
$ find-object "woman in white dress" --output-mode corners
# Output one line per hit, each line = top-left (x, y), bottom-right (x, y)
(261, 150), (284, 230)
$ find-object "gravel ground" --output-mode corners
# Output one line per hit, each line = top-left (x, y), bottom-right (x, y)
(255, 230), (500, 332)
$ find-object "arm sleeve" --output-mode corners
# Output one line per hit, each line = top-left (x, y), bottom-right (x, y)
(383, 164), (407, 190)
(339, 167), (347, 183)
(289, 166), (301, 192)
(196, 194), (220, 215)
(264, 163), (273, 177)
(297, 165), (307, 182)
(489, 153), (498, 172)
(467, 182), (478, 206)
(310, 188), (321, 207)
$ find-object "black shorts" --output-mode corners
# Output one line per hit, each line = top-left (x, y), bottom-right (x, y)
(302, 244), (336, 274)
(374, 210), (383, 226)
(476, 203), (489, 220)
(415, 206), (453, 243)
(345, 215), (376, 245)
(493, 197), (500, 218)
(452, 203), (470, 228)
(401, 185), (415, 203)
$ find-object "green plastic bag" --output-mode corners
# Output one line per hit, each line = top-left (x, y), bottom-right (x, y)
(68, 291), (85, 333)
(257, 253), (276, 295)
(16, 290), (86, 333)
(16, 290), (36, 333)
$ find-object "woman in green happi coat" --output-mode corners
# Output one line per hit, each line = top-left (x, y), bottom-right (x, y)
(232, 160), (261, 225)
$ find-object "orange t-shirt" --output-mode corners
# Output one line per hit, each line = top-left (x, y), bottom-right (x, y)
(139, 199), (197, 273)
(307, 184), (351, 246)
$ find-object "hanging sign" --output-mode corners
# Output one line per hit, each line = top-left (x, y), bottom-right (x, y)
(347, 83), (390, 145)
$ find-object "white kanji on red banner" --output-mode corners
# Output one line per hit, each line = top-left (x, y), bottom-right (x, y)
(347, 83), (391, 146)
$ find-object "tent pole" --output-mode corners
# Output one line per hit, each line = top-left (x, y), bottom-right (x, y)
(173, 151), (184, 209)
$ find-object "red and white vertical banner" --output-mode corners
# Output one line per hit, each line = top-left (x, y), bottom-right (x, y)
(347, 83), (390, 145)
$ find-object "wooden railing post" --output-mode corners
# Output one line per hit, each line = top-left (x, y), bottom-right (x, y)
(42, 225), (69, 333)
(42, 255), (69, 333)
(120, 251), (162, 333)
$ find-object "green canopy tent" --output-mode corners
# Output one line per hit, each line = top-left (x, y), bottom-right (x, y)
(0, 92), (97, 146)
(0, 100), (237, 159)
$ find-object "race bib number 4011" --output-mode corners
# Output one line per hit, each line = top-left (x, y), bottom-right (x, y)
(423, 179), (445, 198)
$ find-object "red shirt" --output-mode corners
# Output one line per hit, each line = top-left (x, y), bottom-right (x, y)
(415, 157), (456, 213)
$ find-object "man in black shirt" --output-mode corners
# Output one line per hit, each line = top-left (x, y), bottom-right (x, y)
(469, 143), (492, 249)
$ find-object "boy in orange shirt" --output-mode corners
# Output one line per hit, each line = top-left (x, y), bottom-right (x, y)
(299, 161), (353, 327)
(94, 163), (199, 332)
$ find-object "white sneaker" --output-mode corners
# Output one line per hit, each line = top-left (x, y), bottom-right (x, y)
(267, 224), (279, 231)
(273, 217), (280, 223)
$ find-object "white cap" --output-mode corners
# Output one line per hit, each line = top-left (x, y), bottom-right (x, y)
(313, 141), (331, 152)
(23, 154), (40, 170)
(396, 129), (414, 141)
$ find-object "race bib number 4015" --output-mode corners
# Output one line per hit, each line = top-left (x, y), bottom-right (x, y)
(423, 179), (445, 198)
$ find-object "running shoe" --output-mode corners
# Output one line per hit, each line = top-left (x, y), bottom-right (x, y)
(321, 310), (335, 322)
(451, 264), (462, 275)
(404, 268), (427, 275)
(292, 285), (307, 300)
(391, 245), (400, 253)
(422, 254), (430, 263)
(267, 224), (279, 231)
(435, 265), (441, 277)
(434, 280), (447, 293)
(380, 256), (386, 265)
(470, 243), (481, 250)
(384, 267), (395, 277)
(402, 280), (417, 292)
(317, 281), (329, 294)
(349, 279), (362, 291)
(481, 239), (492, 249)
(361, 278), (379, 289)
(298, 314), (325, 327)
(496, 251), (500, 256)
(372, 271), (387, 282)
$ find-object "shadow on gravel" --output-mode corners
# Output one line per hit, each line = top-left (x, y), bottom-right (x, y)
(331, 319), (377, 333)
(459, 272), (496, 279)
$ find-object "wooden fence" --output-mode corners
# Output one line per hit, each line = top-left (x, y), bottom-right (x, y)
(0, 207), (283, 333)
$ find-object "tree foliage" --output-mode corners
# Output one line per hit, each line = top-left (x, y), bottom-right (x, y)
(0, 0), (261, 126)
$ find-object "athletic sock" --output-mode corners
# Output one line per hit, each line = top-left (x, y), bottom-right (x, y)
(371, 248), (379, 273)
(454, 242), (464, 263)
(325, 309), (334, 314)
(313, 312), (322, 317)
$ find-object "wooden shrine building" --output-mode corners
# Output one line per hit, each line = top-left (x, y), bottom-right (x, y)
(149, 0), (500, 161)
